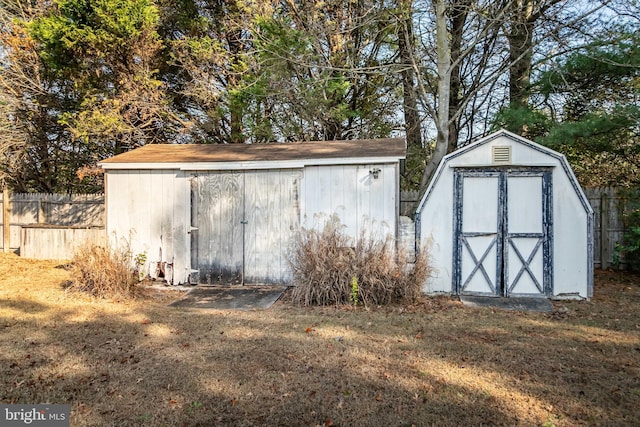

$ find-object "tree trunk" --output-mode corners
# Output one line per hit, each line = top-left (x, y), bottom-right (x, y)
(447, 0), (471, 153)
(227, 32), (244, 144)
(398, 0), (422, 153)
(325, 117), (343, 140)
(226, 1), (244, 144)
(420, 0), (450, 192)
(507, 0), (536, 111)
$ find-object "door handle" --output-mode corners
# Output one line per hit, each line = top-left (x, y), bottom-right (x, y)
(241, 220), (248, 224)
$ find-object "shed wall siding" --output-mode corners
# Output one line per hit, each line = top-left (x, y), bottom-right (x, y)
(106, 162), (400, 286)
(447, 135), (554, 168)
(419, 170), (455, 293)
(418, 133), (592, 299)
(301, 164), (398, 239)
(552, 169), (590, 297)
(106, 169), (189, 284)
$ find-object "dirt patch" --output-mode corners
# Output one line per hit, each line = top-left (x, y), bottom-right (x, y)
(460, 295), (554, 312)
(1, 253), (639, 426)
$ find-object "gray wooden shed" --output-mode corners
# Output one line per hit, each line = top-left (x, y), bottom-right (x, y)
(415, 130), (593, 299)
(100, 139), (406, 285)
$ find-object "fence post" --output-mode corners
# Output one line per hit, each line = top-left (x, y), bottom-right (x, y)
(37, 198), (45, 224)
(600, 191), (610, 269)
(3, 188), (9, 253)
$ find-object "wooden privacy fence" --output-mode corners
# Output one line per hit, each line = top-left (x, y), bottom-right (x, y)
(0, 189), (629, 266)
(583, 187), (626, 269)
(1, 192), (105, 258)
(20, 224), (106, 260)
(400, 190), (420, 216)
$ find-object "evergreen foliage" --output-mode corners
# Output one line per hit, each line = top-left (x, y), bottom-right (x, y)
(0, 0), (637, 193)
(0, 0), (172, 192)
(494, 31), (640, 187)
(616, 188), (640, 272)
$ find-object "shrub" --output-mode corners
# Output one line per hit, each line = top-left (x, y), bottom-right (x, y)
(287, 216), (432, 306)
(68, 242), (144, 299)
(615, 187), (640, 271)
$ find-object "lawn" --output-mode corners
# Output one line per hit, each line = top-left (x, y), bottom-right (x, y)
(1, 252), (639, 426)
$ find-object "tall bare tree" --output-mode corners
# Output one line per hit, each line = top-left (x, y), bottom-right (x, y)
(397, 0), (423, 152)
(410, 0), (615, 193)
(421, 0), (451, 191)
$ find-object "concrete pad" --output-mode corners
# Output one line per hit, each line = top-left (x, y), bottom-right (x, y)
(169, 285), (287, 310)
(459, 296), (553, 312)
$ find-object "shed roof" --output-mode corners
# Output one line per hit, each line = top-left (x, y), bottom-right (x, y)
(415, 129), (593, 216)
(100, 138), (405, 168)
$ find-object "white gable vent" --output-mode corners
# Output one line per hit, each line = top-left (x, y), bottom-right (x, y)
(492, 146), (511, 164)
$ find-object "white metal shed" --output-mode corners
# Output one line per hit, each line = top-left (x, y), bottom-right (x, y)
(416, 130), (593, 299)
(99, 139), (406, 285)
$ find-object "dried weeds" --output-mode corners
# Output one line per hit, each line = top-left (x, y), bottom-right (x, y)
(67, 242), (140, 299)
(288, 217), (433, 306)
(0, 253), (639, 427)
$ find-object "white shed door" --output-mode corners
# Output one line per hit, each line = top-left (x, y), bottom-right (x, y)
(454, 169), (552, 297)
(190, 170), (301, 285)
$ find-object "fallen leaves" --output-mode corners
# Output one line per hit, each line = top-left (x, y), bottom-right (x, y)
(1, 256), (639, 427)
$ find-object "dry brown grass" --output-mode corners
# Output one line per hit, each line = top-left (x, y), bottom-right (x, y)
(1, 252), (639, 426)
(67, 243), (140, 300)
(288, 218), (432, 306)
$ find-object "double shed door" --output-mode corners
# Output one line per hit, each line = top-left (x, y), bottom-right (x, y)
(190, 170), (301, 285)
(453, 168), (553, 297)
